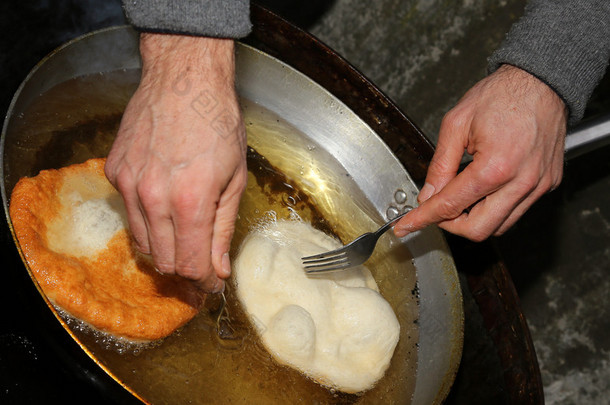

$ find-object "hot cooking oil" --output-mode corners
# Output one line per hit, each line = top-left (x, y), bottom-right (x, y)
(8, 70), (419, 404)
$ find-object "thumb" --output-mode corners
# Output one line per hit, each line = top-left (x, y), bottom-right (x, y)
(419, 110), (470, 203)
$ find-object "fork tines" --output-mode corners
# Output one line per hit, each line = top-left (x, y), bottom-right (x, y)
(301, 251), (351, 274)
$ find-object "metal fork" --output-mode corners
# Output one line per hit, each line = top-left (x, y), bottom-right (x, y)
(301, 210), (411, 274)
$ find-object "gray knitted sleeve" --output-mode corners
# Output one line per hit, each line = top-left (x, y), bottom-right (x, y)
(488, 0), (610, 125)
(122, 0), (251, 38)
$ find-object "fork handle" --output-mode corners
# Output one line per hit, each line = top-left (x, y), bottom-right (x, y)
(375, 209), (411, 236)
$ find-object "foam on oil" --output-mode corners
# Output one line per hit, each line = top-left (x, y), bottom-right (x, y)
(11, 70), (419, 404)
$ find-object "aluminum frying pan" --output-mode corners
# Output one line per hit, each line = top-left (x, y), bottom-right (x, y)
(1, 25), (463, 404)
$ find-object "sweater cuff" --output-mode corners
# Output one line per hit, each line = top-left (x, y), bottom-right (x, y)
(488, 0), (610, 126)
(123, 0), (252, 39)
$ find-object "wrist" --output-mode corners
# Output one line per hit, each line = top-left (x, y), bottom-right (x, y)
(496, 64), (567, 115)
(139, 33), (236, 90)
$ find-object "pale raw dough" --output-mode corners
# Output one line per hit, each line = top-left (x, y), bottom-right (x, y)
(233, 220), (400, 393)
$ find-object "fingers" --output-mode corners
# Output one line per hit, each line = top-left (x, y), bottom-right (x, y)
(170, 187), (221, 292)
(419, 108), (472, 203)
(105, 105), (154, 255)
(490, 189), (543, 236)
(395, 157), (507, 237)
(210, 165), (247, 281)
(105, 162), (151, 254)
(163, 160), (240, 292)
(491, 151), (564, 236)
(107, 157), (227, 293)
(437, 173), (536, 240)
(396, 152), (563, 241)
(393, 105), (475, 236)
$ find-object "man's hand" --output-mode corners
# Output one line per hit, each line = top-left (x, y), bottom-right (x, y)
(105, 33), (247, 292)
(395, 64), (567, 241)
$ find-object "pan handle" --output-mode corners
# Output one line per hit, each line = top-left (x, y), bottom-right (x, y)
(565, 112), (610, 159)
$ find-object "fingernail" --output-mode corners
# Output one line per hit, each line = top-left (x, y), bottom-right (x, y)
(394, 227), (408, 238)
(419, 183), (435, 203)
(221, 253), (231, 278)
(213, 279), (225, 294)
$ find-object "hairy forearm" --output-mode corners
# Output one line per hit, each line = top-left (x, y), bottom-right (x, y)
(134, 33), (245, 164)
(139, 33), (236, 93)
(488, 0), (610, 125)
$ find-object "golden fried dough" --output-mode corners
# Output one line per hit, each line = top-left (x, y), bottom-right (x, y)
(9, 158), (204, 341)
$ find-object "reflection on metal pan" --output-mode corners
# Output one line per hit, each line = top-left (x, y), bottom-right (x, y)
(1, 25), (462, 404)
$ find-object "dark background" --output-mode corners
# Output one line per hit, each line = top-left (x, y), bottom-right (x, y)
(1, 2), (126, 403)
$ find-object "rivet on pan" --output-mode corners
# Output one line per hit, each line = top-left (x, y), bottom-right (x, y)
(394, 189), (407, 204)
(402, 205), (414, 213)
(386, 206), (400, 220)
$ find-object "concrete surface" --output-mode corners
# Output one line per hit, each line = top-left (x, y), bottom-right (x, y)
(301, 1), (610, 404)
